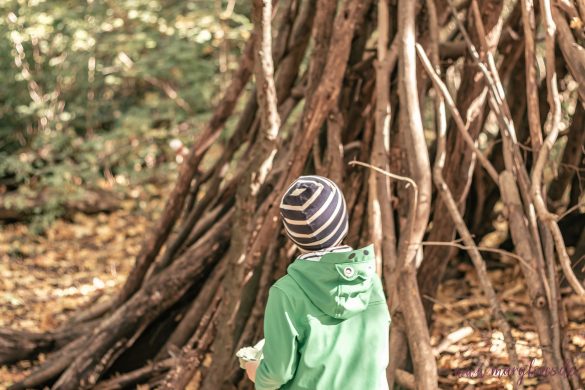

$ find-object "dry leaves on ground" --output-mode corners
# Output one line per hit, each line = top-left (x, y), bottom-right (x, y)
(0, 184), (167, 387)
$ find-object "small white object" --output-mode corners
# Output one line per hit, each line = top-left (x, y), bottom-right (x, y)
(290, 187), (307, 196)
(169, 138), (183, 150)
(344, 266), (354, 277)
(236, 339), (265, 369)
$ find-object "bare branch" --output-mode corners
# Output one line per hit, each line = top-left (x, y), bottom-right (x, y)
(530, 0), (585, 296)
(417, 41), (522, 389)
(415, 44), (499, 184)
(369, 0), (398, 277)
(394, 0), (438, 386)
(519, 0), (543, 157)
(421, 241), (533, 270)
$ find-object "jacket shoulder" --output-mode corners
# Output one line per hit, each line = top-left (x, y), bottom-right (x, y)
(271, 274), (303, 299)
(267, 275), (309, 336)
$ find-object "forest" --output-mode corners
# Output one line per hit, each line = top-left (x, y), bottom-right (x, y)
(0, 0), (584, 389)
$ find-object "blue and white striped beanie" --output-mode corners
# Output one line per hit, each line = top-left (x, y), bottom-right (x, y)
(279, 175), (348, 251)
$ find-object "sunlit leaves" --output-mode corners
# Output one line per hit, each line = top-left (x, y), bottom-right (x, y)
(0, 0), (252, 225)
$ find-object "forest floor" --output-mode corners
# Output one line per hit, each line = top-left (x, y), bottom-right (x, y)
(0, 185), (584, 389)
(0, 182), (166, 388)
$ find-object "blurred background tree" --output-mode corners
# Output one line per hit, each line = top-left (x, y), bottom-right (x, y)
(0, 0), (251, 230)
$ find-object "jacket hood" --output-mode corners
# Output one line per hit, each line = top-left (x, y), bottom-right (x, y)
(286, 244), (377, 320)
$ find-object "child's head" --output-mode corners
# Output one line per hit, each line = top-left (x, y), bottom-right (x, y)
(279, 175), (348, 253)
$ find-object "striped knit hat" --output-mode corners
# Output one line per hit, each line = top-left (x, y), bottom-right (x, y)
(279, 175), (348, 251)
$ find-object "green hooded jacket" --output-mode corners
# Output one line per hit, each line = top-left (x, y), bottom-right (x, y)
(254, 243), (391, 390)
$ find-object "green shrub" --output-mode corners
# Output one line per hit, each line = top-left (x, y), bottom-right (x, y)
(0, 0), (252, 229)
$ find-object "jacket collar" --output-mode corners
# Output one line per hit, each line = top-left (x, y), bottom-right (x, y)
(297, 245), (353, 261)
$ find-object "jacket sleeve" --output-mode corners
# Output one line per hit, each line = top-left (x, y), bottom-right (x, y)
(255, 286), (300, 390)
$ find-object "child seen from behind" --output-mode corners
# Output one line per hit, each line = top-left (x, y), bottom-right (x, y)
(245, 175), (391, 390)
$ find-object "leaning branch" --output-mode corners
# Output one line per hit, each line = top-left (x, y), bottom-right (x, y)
(519, 0), (543, 156)
(530, 0), (585, 296)
(413, 44), (499, 184)
(417, 43), (522, 390)
(116, 33), (255, 307)
(202, 0), (282, 387)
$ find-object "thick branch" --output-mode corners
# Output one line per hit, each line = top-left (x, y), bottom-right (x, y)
(201, 0), (282, 387)
(396, 0), (437, 387)
(531, 0), (585, 296)
(116, 35), (255, 306)
(520, 0), (543, 157)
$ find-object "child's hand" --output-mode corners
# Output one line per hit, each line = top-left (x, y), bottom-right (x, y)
(245, 360), (259, 382)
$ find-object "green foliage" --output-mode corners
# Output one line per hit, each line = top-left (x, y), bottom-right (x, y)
(0, 0), (252, 227)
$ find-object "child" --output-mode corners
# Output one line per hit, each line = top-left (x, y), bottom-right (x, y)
(245, 175), (391, 389)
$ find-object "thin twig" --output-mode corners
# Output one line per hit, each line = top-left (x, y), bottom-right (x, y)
(349, 160), (418, 234)
(421, 241), (533, 270)
(349, 160), (418, 195)
(558, 200), (585, 220)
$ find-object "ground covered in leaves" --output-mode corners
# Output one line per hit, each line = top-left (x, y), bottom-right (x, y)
(431, 261), (585, 389)
(0, 187), (584, 389)
(0, 183), (166, 388)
